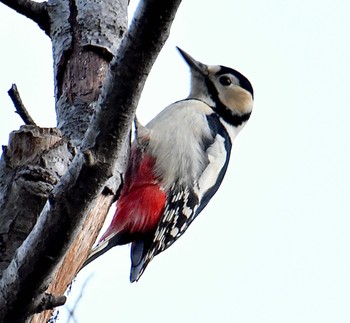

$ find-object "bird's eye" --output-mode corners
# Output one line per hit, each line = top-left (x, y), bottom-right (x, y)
(219, 76), (232, 86)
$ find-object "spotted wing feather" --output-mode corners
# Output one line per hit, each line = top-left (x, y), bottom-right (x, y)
(130, 114), (233, 282)
(130, 184), (200, 282)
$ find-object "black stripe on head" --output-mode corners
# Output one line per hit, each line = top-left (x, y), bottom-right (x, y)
(204, 77), (251, 127)
(217, 66), (254, 99)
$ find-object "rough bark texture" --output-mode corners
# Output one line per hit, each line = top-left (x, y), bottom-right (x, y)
(0, 0), (182, 321)
(0, 126), (73, 272)
(51, 0), (127, 144)
(30, 193), (114, 323)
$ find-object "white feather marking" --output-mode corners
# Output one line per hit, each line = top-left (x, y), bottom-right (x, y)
(197, 134), (227, 200)
(219, 118), (243, 141)
(170, 227), (179, 237)
(183, 205), (193, 218)
(172, 191), (183, 202)
(180, 222), (188, 231)
(146, 100), (213, 190)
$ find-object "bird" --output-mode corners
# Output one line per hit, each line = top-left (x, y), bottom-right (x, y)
(82, 47), (254, 282)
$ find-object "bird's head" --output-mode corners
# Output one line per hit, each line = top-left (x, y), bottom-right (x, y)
(177, 47), (254, 126)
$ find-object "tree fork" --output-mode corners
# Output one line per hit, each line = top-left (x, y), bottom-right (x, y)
(0, 0), (128, 320)
(0, 0), (182, 321)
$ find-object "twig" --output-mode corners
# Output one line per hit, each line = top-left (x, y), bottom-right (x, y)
(66, 274), (93, 323)
(8, 83), (37, 126)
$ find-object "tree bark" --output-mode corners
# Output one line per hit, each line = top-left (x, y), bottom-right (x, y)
(0, 126), (73, 273)
(0, 0), (182, 321)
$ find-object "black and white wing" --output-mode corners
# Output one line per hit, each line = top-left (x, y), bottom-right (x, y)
(130, 114), (233, 282)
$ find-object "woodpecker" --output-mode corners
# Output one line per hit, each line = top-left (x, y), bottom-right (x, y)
(83, 47), (254, 282)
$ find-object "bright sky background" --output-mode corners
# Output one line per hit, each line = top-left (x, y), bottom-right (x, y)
(1, 0), (350, 322)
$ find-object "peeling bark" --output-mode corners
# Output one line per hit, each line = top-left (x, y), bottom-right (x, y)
(30, 193), (115, 323)
(49, 0), (127, 144)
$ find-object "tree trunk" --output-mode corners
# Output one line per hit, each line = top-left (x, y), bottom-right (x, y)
(0, 0), (182, 321)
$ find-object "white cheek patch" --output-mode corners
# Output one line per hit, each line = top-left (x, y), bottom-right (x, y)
(197, 134), (227, 199)
(220, 87), (253, 115)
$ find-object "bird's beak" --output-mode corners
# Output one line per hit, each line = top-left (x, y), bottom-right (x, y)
(176, 47), (208, 76)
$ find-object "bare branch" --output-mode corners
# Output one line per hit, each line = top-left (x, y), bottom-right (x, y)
(0, 0), (182, 321)
(0, 0), (50, 34)
(8, 84), (37, 126)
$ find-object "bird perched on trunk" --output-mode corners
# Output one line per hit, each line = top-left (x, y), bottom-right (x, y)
(83, 47), (254, 282)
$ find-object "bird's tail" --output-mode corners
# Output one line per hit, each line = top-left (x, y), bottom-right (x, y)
(129, 238), (155, 282)
(130, 240), (146, 282)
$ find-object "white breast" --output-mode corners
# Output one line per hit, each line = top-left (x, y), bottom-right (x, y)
(146, 100), (214, 190)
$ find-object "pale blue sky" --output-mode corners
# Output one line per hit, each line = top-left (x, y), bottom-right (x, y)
(1, 0), (350, 322)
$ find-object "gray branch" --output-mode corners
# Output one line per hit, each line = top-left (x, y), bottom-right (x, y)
(8, 84), (37, 126)
(0, 0), (50, 34)
(0, 0), (182, 321)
